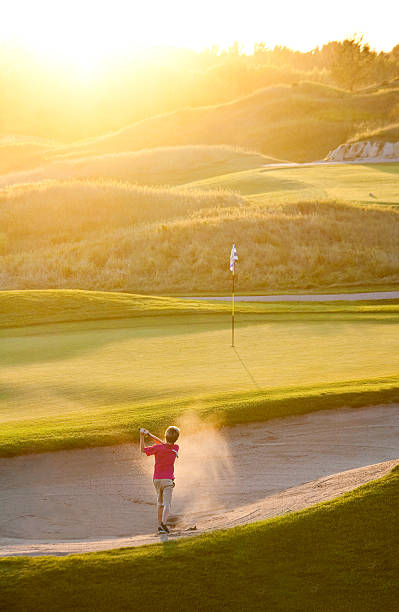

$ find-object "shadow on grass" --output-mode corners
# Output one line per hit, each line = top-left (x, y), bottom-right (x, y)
(0, 314), (240, 366)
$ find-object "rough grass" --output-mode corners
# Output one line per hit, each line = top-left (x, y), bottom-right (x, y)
(1, 466), (398, 611)
(348, 122), (399, 143)
(51, 82), (399, 162)
(1, 290), (399, 457)
(0, 179), (243, 253)
(0, 145), (277, 188)
(1, 190), (398, 291)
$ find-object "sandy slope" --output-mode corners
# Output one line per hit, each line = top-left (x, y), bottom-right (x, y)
(0, 404), (398, 557)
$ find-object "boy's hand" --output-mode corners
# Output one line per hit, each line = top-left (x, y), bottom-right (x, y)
(140, 428), (149, 434)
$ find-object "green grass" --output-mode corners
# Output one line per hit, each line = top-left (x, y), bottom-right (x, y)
(1, 466), (398, 611)
(0, 290), (232, 328)
(3, 289), (399, 328)
(184, 162), (399, 207)
(2, 375), (399, 457)
(1, 290), (399, 456)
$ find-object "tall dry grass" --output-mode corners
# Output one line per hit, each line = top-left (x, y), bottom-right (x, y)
(0, 180), (243, 252)
(348, 123), (399, 143)
(1, 188), (398, 291)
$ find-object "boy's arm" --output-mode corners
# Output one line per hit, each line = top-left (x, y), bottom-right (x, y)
(140, 430), (146, 454)
(139, 429), (162, 454)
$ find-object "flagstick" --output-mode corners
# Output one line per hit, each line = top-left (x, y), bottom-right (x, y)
(232, 264), (235, 347)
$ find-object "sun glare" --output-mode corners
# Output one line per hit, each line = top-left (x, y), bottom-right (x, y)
(1, 0), (398, 77)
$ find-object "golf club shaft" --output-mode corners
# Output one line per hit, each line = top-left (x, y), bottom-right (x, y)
(147, 431), (163, 445)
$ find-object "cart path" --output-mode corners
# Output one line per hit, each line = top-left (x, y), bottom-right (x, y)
(182, 291), (399, 302)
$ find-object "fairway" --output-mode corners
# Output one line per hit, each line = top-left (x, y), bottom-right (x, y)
(184, 162), (399, 206)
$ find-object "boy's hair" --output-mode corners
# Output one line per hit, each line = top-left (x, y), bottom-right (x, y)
(165, 426), (180, 444)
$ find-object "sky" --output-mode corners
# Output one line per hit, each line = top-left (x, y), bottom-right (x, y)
(1, 0), (398, 71)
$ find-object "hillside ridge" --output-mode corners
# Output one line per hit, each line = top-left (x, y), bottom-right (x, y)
(32, 83), (399, 163)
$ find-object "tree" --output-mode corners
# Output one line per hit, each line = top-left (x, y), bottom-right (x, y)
(329, 36), (377, 91)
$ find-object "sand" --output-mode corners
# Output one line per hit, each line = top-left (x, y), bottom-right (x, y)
(0, 404), (398, 556)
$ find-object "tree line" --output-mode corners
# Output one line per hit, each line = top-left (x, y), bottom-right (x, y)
(1, 37), (398, 142)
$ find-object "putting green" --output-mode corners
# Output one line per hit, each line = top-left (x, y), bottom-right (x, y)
(1, 291), (399, 455)
(2, 313), (399, 419)
(184, 162), (399, 206)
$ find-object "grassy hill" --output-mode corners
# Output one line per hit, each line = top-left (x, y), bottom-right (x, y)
(361, 76), (399, 93)
(0, 179), (243, 255)
(2, 83), (398, 175)
(0, 178), (398, 291)
(0, 145), (278, 188)
(183, 161), (399, 207)
(1, 466), (398, 611)
(1, 290), (399, 456)
(49, 82), (399, 162)
(0, 140), (52, 174)
(348, 122), (399, 143)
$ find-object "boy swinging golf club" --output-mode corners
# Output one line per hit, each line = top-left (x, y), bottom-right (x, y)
(140, 425), (180, 534)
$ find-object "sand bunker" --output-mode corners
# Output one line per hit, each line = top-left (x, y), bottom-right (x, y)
(0, 404), (398, 556)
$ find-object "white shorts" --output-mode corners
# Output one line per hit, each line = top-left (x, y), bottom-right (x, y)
(153, 479), (175, 507)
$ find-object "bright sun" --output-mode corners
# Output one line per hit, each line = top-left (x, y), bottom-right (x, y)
(1, 0), (397, 75)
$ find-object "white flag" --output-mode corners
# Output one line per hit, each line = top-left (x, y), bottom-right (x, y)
(230, 244), (238, 272)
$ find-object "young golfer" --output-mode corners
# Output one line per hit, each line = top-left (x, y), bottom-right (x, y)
(140, 426), (180, 534)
